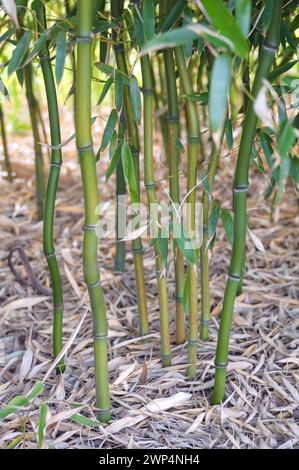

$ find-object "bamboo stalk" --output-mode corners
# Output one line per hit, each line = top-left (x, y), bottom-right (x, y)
(111, 0), (149, 336)
(76, 0), (110, 422)
(141, 52), (171, 366)
(175, 46), (200, 379)
(36, 4), (64, 372)
(0, 103), (13, 182)
(23, 64), (45, 220)
(115, 112), (126, 273)
(213, 1), (282, 404)
(161, 0), (185, 345)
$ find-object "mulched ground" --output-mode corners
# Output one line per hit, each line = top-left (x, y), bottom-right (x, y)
(0, 115), (298, 449)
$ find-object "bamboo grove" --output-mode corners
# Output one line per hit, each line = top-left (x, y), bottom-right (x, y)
(0, 0), (298, 422)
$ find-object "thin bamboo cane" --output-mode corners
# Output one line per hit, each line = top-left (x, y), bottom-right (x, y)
(36, 4), (64, 372)
(0, 103), (13, 182)
(141, 53), (171, 366)
(213, 1), (282, 404)
(161, 0), (185, 345)
(115, 112), (126, 273)
(175, 46), (200, 379)
(76, 0), (110, 422)
(22, 63), (45, 220)
(16, 16), (45, 219)
(111, 0), (149, 336)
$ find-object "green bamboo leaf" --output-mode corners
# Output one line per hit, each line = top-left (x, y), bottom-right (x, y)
(173, 222), (198, 265)
(95, 62), (130, 85)
(55, 30), (67, 85)
(221, 208), (233, 246)
(200, 0), (249, 58)
(0, 406), (19, 420)
(109, 129), (118, 159)
(208, 199), (220, 239)
(38, 404), (48, 449)
(141, 24), (234, 56)
(290, 157), (299, 183)
(143, 0), (155, 42)
(121, 142), (139, 204)
(71, 413), (102, 428)
(0, 78), (10, 101)
(97, 76), (113, 105)
(129, 75), (141, 125)
(209, 54), (232, 132)
(183, 92), (208, 104)
(100, 109), (118, 151)
(278, 120), (296, 159)
(106, 141), (122, 181)
(22, 29), (49, 67)
(235, 0), (251, 38)
(8, 30), (32, 76)
(8, 395), (29, 407)
(26, 381), (44, 401)
(225, 118), (233, 149)
(268, 61), (297, 81)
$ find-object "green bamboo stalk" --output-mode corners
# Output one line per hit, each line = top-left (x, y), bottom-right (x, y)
(200, 143), (219, 341)
(115, 112), (126, 273)
(161, 0), (185, 345)
(16, 15), (45, 219)
(23, 64), (45, 220)
(213, 1), (282, 404)
(0, 103), (13, 182)
(111, 0), (149, 336)
(141, 52), (171, 366)
(76, 0), (110, 422)
(36, 4), (64, 372)
(175, 46), (200, 379)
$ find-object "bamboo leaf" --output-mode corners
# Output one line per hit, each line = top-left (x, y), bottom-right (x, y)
(140, 24), (234, 55)
(100, 109), (118, 151)
(2, 0), (19, 29)
(71, 413), (102, 428)
(209, 54), (232, 132)
(38, 404), (48, 449)
(225, 118), (233, 149)
(121, 142), (139, 204)
(278, 120), (296, 159)
(8, 31), (32, 76)
(129, 75), (141, 125)
(0, 406), (19, 420)
(173, 222), (199, 265)
(55, 30), (67, 85)
(26, 381), (44, 401)
(23, 29), (49, 67)
(221, 208), (233, 246)
(199, 0), (249, 58)
(0, 78), (10, 101)
(97, 76), (113, 105)
(106, 141), (122, 181)
(143, 0), (155, 42)
(235, 0), (251, 38)
(208, 199), (220, 239)
(95, 62), (130, 86)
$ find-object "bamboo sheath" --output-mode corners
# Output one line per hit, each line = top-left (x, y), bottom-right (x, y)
(175, 46), (200, 378)
(213, 1), (282, 404)
(161, 0), (185, 345)
(111, 0), (149, 337)
(141, 53), (171, 366)
(76, 0), (110, 422)
(0, 103), (12, 181)
(36, 5), (64, 371)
